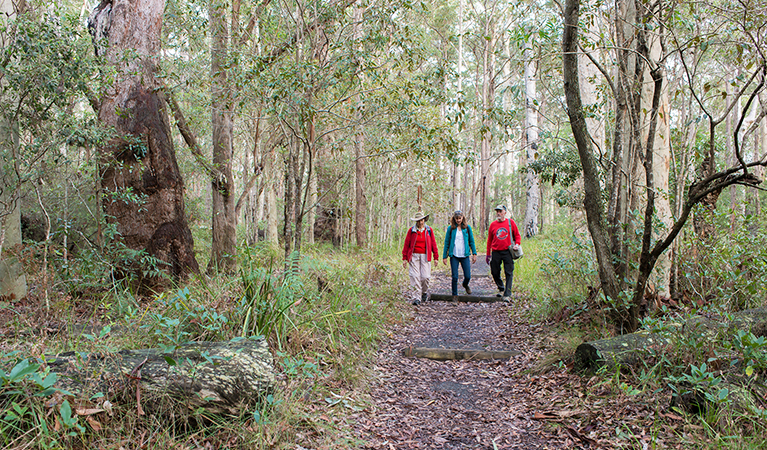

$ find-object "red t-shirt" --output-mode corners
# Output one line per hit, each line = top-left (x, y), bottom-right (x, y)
(413, 229), (427, 254)
(486, 219), (521, 254)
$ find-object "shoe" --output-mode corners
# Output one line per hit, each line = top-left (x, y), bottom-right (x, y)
(502, 296), (510, 303)
(463, 284), (472, 295)
(412, 299), (421, 306)
(496, 287), (504, 297)
(421, 293), (428, 303)
(451, 295), (458, 302)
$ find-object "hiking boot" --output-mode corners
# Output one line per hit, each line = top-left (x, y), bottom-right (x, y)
(421, 293), (428, 303)
(502, 296), (511, 303)
(496, 287), (504, 297)
(412, 299), (421, 306)
(463, 284), (472, 295)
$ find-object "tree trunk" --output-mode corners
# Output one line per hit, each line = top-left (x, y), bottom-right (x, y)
(46, 338), (276, 414)
(523, 34), (540, 238)
(645, 33), (672, 298)
(562, 0), (623, 308)
(89, 0), (198, 285)
(208, 0), (237, 274)
(0, 1), (26, 301)
(479, 17), (495, 235)
(353, 6), (367, 248)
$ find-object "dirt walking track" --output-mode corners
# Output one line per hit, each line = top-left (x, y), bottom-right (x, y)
(350, 258), (671, 449)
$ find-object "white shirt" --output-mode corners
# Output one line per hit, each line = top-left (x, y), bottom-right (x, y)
(453, 228), (466, 258)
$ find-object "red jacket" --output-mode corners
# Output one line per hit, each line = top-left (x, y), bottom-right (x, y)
(402, 225), (439, 262)
(486, 218), (521, 254)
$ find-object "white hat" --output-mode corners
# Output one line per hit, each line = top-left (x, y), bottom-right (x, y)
(410, 210), (430, 222)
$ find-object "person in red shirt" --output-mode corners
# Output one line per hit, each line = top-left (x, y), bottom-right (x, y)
(485, 205), (521, 302)
(402, 210), (439, 305)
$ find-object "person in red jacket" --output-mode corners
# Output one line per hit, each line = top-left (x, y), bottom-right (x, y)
(402, 210), (439, 305)
(485, 205), (521, 303)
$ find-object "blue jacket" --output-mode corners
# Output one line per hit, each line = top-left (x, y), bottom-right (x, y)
(442, 225), (477, 258)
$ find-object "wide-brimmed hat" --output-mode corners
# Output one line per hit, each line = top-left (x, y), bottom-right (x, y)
(410, 210), (430, 222)
(494, 204), (507, 211)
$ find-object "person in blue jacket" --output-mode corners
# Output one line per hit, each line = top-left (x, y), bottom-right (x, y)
(442, 210), (477, 301)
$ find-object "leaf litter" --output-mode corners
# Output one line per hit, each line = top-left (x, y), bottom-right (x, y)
(349, 272), (689, 449)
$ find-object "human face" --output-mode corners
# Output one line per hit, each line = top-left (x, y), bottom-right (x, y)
(455, 215), (463, 225)
(416, 218), (425, 228)
(495, 209), (505, 221)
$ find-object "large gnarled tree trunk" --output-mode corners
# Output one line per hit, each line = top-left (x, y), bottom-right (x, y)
(89, 0), (198, 285)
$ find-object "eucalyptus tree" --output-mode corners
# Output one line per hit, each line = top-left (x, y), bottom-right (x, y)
(88, 0), (199, 286)
(563, 0), (767, 332)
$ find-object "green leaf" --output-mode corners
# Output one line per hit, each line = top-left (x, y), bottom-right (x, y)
(8, 360), (39, 382)
(163, 355), (177, 366)
(718, 388), (729, 401)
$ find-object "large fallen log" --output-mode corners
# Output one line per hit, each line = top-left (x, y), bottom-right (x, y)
(45, 338), (276, 414)
(402, 346), (520, 361)
(575, 306), (767, 372)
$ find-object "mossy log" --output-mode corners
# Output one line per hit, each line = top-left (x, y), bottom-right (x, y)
(429, 293), (504, 303)
(402, 346), (520, 361)
(45, 338), (276, 414)
(575, 306), (767, 373)
(574, 332), (672, 372)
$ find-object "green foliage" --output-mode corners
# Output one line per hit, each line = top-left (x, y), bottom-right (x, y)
(0, 355), (86, 448)
(677, 209), (767, 311)
(238, 250), (301, 345)
(528, 224), (599, 320)
(141, 286), (232, 352)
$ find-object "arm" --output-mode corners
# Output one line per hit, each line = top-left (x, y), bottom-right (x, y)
(510, 220), (522, 246)
(468, 226), (477, 255)
(442, 227), (451, 261)
(486, 222), (493, 256)
(402, 230), (412, 261)
(430, 228), (440, 261)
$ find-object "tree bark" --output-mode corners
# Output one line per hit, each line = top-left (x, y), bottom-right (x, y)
(46, 338), (276, 414)
(208, 0), (237, 274)
(89, 0), (198, 285)
(562, 0), (623, 307)
(353, 6), (367, 248)
(523, 34), (540, 238)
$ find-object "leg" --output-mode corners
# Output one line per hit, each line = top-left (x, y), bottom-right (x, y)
(501, 251), (514, 297)
(490, 251), (504, 293)
(459, 256), (471, 290)
(408, 255), (424, 304)
(450, 257), (460, 296)
(420, 254), (431, 298)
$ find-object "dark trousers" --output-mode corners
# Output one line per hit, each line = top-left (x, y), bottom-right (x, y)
(491, 249), (514, 297)
(449, 256), (471, 295)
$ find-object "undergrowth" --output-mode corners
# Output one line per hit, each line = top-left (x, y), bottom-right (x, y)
(0, 241), (407, 449)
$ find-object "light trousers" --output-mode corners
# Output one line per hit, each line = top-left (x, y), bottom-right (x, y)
(408, 253), (431, 302)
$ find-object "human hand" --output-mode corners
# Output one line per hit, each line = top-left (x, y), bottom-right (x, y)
(442, 258), (448, 266)
(485, 255), (491, 265)
(513, 244), (521, 251)
(402, 261), (407, 269)
(471, 255), (477, 264)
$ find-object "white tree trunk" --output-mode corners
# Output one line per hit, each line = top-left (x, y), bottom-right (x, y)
(643, 30), (672, 298)
(523, 35), (540, 237)
(0, 0), (26, 301)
